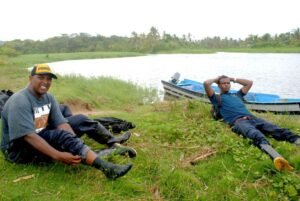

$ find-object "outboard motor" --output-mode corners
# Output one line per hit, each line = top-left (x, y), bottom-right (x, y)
(170, 72), (180, 84)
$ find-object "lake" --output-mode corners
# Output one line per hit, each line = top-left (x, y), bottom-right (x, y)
(50, 53), (300, 98)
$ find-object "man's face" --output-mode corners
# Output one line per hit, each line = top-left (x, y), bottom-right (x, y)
(218, 77), (231, 93)
(29, 74), (52, 96)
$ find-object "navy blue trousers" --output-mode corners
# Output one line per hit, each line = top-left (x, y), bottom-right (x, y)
(66, 114), (114, 144)
(66, 114), (96, 137)
(7, 129), (90, 164)
(232, 117), (299, 146)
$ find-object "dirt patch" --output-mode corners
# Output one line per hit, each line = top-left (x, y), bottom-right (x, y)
(63, 99), (92, 112)
(150, 185), (163, 201)
(62, 99), (118, 116)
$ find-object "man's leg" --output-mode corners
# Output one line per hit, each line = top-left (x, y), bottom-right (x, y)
(232, 119), (293, 171)
(39, 129), (132, 179)
(256, 117), (300, 144)
(66, 114), (131, 146)
(7, 138), (52, 164)
(97, 143), (137, 158)
(259, 144), (293, 171)
(232, 119), (269, 146)
(85, 150), (132, 180)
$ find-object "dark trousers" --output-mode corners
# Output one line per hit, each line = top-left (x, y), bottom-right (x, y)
(231, 117), (299, 146)
(66, 114), (95, 137)
(66, 114), (114, 144)
(7, 129), (89, 164)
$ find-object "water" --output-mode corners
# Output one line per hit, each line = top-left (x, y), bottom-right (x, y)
(50, 53), (300, 98)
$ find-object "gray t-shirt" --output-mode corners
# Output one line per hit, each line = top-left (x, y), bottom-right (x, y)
(1, 88), (67, 152)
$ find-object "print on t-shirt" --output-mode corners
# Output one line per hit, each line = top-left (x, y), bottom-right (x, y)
(34, 104), (51, 133)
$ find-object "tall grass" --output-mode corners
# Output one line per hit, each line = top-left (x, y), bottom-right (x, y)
(51, 75), (158, 110)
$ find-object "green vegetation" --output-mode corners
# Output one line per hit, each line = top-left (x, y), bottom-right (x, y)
(0, 53), (300, 200)
(1, 27), (300, 55)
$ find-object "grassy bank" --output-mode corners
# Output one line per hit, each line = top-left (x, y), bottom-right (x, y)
(0, 52), (300, 200)
(0, 51), (145, 96)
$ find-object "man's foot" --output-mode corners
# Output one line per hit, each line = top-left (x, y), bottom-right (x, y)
(293, 138), (300, 146)
(103, 164), (132, 179)
(273, 157), (294, 171)
(96, 148), (116, 157)
(97, 143), (137, 158)
(112, 143), (137, 158)
(92, 157), (132, 180)
(107, 131), (131, 146)
(102, 163), (132, 180)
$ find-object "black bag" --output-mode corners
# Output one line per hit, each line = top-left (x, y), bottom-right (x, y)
(94, 117), (136, 134)
(59, 104), (135, 134)
(0, 89), (14, 118)
(211, 94), (222, 120)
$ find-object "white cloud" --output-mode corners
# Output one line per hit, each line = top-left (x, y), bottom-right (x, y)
(1, 0), (299, 41)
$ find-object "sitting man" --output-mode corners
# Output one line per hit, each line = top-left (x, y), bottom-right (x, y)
(1, 63), (132, 179)
(204, 75), (300, 171)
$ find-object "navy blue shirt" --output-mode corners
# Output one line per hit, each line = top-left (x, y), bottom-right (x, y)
(209, 90), (253, 125)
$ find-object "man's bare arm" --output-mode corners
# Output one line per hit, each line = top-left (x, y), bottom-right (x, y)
(232, 78), (253, 94)
(204, 77), (219, 97)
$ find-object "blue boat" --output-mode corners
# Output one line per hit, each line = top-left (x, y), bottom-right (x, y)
(162, 77), (300, 114)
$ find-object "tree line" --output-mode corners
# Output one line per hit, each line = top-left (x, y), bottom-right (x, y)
(1, 27), (300, 56)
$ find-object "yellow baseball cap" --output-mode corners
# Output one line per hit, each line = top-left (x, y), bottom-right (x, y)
(31, 63), (57, 79)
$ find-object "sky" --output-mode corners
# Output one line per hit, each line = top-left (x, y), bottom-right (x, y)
(1, 0), (300, 41)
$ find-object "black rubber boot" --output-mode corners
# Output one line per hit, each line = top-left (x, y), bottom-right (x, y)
(97, 148), (116, 157)
(107, 131), (131, 146)
(86, 122), (115, 144)
(112, 143), (137, 158)
(259, 144), (293, 171)
(97, 143), (137, 158)
(92, 157), (132, 180)
(87, 122), (131, 146)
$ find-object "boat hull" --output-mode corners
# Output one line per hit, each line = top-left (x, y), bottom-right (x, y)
(161, 80), (300, 114)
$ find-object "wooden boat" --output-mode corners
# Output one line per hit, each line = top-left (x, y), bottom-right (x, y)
(161, 78), (300, 114)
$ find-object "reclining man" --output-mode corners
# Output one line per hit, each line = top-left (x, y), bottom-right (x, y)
(1, 64), (132, 179)
(204, 75), (300, 171)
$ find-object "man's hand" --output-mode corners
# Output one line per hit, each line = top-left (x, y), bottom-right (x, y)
(55, 152), (82, 165)
(24, 133), (82, 165)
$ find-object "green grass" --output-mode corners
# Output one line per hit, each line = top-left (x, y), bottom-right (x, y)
(9, 51), (144, 65)
(0, 52), (300, 200)
(2, 100), (299, 200)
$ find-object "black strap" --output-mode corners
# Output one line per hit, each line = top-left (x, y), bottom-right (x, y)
(216, 94), (222, 108)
